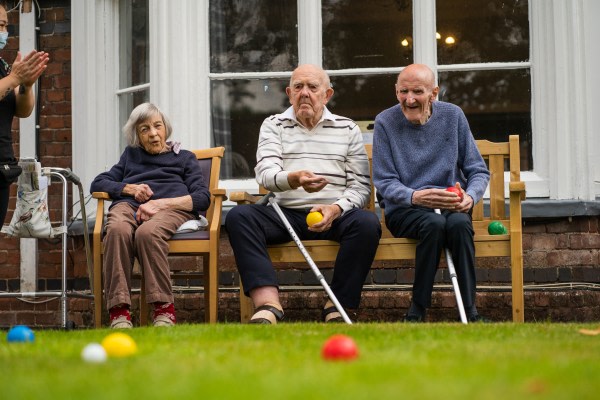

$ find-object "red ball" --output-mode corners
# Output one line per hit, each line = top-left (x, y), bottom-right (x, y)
(321, 334), (359, 361)
(446, 186), (464, 201)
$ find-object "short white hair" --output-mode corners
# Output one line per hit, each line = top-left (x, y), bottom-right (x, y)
(123, 103), (173, 147)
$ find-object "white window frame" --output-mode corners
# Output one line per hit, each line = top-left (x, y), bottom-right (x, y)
(72, 0), (600, 218)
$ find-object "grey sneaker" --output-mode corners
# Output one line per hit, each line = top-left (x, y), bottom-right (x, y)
(153, 314), (175, 327)
(110, 315), (133, 329)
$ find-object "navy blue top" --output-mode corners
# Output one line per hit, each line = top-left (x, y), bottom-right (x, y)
(90, 146), (211, 216)
(0, 58), (17, 164)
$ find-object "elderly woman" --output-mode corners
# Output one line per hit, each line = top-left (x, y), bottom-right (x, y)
(91, 103), (210, 328)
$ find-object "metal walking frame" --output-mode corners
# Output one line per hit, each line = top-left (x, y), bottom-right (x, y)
(0, 166), (93, 330)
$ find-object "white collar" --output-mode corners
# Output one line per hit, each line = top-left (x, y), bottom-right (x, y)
(281, 106), (335, 126)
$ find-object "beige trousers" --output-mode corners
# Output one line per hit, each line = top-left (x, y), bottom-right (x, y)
(103, 202), (193, 310)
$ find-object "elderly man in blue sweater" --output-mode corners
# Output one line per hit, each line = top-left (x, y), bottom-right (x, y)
(373, 64), (490, 322)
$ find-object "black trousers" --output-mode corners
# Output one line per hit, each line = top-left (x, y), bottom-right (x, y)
(226, 204), (381, 309)
(386, 207), (476, 309)
(0, 181), (10, 225)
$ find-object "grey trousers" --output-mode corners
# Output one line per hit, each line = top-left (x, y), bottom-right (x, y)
(103, 202), (193, 310)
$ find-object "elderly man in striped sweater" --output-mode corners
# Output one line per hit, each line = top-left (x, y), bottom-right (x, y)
(226, 64), (381, 324)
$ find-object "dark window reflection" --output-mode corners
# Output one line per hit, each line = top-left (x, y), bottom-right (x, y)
(439, 69), (532, 170)
(119, 0), (149, 88)
(119, 90), (150, 150)
(322, 0), (413, 69)
(211, 79), (289, 178)
(211, 75), (401, 179)
(328, 74), (398, 123)
(436, 0), (529, 64)
(210, 0), (298, 73)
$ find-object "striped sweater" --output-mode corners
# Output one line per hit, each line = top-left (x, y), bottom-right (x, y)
(255, 106), (371, 212)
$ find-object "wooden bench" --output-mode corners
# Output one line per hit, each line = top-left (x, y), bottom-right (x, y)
(230, 135), (526, 322)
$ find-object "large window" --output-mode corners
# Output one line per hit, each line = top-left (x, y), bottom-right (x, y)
(322, 0), (413, 69)
(323, 0), (413, 138)
(71, 1), (600, 204)
(210, 0), (532, 179)
(436, 0), (531, 170)
(210, 0), (298, 178)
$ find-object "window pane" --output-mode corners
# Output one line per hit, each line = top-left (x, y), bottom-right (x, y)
(436, 0), (529, 64)
(438, 69), (532, 170)
(211, 79), (289, 179)
(119, 0), (149, 88)
(328, 74), (398, 123)
(210, 0), (298, 73)
(322, 0), (413, 69)
(118, 90), (150, 151)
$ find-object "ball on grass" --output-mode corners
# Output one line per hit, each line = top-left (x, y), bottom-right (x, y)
(101, 332), (138, 358)
(81, 343), (108, 363)
(321, 334), (359, 361)
(7, 325), (35, 343)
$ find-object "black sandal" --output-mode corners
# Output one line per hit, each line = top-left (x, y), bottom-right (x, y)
(249, 304), (284, 324)
(322, 305), (344, 323)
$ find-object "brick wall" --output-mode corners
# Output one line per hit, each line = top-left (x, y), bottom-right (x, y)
(1, 1), (599, 328)
(2, 214), (599, 327)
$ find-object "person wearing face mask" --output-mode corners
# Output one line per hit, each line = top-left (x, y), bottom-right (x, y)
(90, 103), (211, 328)
(0, 3), (49, 226)
(373, 64), (491, 323)
(226, 64), (381, 324)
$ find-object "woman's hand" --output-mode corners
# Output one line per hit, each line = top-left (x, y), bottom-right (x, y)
(123, 183), (153, 203)
(135, 199), (166, 223)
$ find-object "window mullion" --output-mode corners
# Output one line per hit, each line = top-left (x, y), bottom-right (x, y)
(298, 0), (322, 65)
(412, 0), (437, 72)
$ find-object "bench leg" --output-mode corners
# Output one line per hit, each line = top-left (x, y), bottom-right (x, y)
(510, 244), (525, 322)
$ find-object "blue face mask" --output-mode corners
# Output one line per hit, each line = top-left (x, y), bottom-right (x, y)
(0, 31), (8, 50)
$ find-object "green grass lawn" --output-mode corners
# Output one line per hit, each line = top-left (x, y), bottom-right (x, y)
(1, 323), (599, 399)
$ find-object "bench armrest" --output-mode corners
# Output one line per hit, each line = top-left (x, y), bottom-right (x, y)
(92, 191), (111, 200)
(211, 188), (228, 200)
(509, 181), (526, 200)
(229, 191), (263, 205)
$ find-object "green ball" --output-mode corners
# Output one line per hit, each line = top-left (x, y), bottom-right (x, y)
(488, 221), (508, 235)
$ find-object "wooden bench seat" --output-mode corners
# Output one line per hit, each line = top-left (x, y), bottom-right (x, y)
(230, 135), (526, 322)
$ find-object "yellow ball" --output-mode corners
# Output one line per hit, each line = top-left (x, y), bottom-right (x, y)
(306, 211), (324, 227)
(101, 332), (138, 358)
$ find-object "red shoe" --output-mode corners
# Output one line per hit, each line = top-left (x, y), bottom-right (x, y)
(153, 302), (176, 327)
(109, 304), (132, 329)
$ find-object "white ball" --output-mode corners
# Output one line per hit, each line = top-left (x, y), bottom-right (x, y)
(81, 343), (108, 363)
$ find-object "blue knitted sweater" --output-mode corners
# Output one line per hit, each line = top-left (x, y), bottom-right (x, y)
(90, 146), (210, 216)
(373, 101), (490, 217)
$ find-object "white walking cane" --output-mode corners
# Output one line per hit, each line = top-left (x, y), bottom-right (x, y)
(259, 192), (352, 324)
(435, 208), (468, 324)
